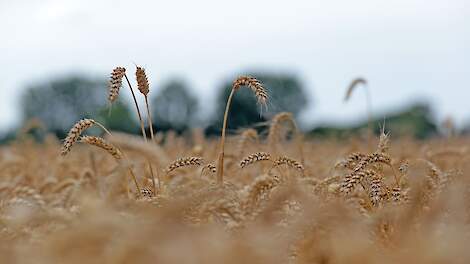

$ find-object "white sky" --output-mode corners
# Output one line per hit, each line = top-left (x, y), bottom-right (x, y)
(0, 0), (468, 131)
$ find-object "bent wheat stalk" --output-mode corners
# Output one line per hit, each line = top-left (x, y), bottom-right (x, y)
(345, 77), (373, 146)
(216, 76), (267, 185)
(61, 119), (141, 194)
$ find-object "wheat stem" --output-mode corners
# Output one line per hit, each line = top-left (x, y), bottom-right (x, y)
(124, 74), (147, 141)
(144, 96), (155, 141)
(216, 88), (236, 185)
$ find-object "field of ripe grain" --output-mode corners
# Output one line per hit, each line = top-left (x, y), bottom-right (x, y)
(2, 130), (470, 263)
(1, 68), (469, 263)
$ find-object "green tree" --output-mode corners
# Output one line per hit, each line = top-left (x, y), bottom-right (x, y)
(308, 103), (438, 139)
(96, 101), (139, 134)
(207, 73), (309, 134)
(21, 75), (137, 134)
(151, 79), (198, 133)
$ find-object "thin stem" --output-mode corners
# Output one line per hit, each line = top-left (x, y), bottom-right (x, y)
(124, 74), (147, 142)
(365, 85), (373, 149)
(144, 96), (155, 141)
(94, 121), (141, 195)
(128, 167), (140, 194)
(148, 159), (156, 195)
(216, 88), (236, 185)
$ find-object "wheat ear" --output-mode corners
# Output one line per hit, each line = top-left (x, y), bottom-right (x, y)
(136, 66), (155, 141)
(271, 156), (304, 173)
(108, 67), (126, 103)
(239, 152), (272, 168)
(216, 76), (268, 185)
(61, 119), (96, 156)
(166, 157), (204, 173)
(62, 119), (140, 193)
(79, 136), (122, 159)
(268, 112), (296, 145)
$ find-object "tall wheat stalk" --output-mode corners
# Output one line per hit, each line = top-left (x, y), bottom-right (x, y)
(216, 76), (267, 185)
(136, 66), (155, 141)
(123, 73), (147, 141)
(345, 77), (373, 146)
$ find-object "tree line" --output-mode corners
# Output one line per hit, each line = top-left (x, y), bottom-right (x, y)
(19, 73), (309, 138)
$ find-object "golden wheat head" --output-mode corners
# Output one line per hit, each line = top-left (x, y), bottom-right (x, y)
(61, 119), (96, 156)
(108, 67), (126, 103)
(80, 136), (122, 160)
(272, 156), (304, 172)
(233, 76), (267, 105)
(166, 157), (204, 173)
(136, 66), (150, 96)
(240, 152), (271, 168)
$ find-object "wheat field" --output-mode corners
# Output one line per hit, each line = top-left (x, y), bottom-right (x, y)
(0, 67), (469, 263)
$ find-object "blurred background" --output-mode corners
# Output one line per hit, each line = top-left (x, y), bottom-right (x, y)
(0, 0), (468, 142)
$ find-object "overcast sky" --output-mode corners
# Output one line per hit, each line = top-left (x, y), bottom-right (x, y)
(0, 0), (468, 131)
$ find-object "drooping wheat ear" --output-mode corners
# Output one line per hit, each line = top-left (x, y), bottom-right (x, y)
(243, 174), (280, 215)
(272, 156), (304, 172)
(216, 76), (268, 185)
(268, 112), (296, 145)
(233, 76), (268, 105)
(237, 128), (258, 157)
(108, 67), (126, 103)
(166, 157), (204, 173)
(344, 77), (373, 147)
(348, 152), (399, 187)
(61, 119), (96, 156)
(340, 169), (375, 194)
(136, 66), (155, 141)
(335, 152), (366, 170)
(79, 136), (122, 160)
(239, 152), (271, 168)
(344, 77), (367, 101)
(352, 153), (392, 173)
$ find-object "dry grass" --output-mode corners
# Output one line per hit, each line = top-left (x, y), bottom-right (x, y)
(2, 67), (470, 263)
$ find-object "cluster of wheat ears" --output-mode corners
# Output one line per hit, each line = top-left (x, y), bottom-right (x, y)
(0, 67), (469, 263)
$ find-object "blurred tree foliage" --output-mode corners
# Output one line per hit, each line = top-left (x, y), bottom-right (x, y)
(151, 79), (198, 133)
(206, 73), (309, 135)
(96, 101), (139, 134)
(20, 75), (138, 135)
(309, 103), (438, 139)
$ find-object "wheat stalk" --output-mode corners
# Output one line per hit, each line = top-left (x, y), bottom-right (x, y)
(268, 112), (296, 145)
(344, 77), (373, 147)
(136, 66), (155, 141)
(216, 76), (268, 185)
(62, 118), (141, 195)
(79, 136), (122, 160)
